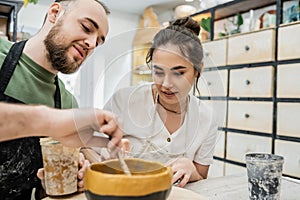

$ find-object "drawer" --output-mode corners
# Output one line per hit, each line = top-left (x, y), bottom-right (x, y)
(277, 64), (300, 98)
(277, 102), (300, 138)
(198, 70), (228, 97)
(275, 140), (300, 178)
(229, 66), (274, 97)
(278, 23), (300, 60)
(224, 162), (247, 176)
(226, 132), (272, 163)
(228, 101), (273, 133)
(202, 39), (227, 67)
(227, 29), (275, 65)
(214, 131), (225, 158)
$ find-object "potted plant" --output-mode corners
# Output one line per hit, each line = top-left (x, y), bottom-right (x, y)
(23, 0), (38, 7)
(199, 17), (211, 41)
(219, 13), (243, 37)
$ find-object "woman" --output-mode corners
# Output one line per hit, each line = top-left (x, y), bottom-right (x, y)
(105, 17), (218, 187)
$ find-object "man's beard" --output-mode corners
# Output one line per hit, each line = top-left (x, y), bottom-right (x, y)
(44, 22), (81, 74)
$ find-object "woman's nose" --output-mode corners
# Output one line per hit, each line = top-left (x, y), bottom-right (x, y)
(162, 75), (173, 88)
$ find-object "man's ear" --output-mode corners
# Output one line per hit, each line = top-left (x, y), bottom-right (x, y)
(47, 3), (63, 24)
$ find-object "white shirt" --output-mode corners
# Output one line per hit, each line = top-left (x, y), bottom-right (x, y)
(104, 83), (218, 165)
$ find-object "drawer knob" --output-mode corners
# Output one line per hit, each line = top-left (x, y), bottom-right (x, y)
(245, 45), (250, 51)
(246, 80), (251, 85)
(244, 113), (250, 118)
(205, 52), (210, 57)
(207, 81), (212, 86)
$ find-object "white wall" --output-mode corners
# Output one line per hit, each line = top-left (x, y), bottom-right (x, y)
(18, 3), (47, 35)
(79, 11), (140, 108)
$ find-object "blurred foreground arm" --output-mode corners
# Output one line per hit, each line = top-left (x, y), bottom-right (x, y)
(0, 103), (123, 147)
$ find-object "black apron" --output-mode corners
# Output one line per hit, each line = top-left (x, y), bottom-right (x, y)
(0, 40), (61, 200)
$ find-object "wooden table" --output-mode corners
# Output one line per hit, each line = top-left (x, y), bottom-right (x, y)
(43, 173), (300, 200)
(44, 186), (207, 200)
(185, 173), (300, 200)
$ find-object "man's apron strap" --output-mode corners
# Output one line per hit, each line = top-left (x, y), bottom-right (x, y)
(0, 40), (27, 93)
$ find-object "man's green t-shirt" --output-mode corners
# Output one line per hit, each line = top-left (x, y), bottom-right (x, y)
(0, 37), (78, 108)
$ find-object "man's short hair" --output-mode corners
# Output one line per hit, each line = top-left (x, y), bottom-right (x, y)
(54, 0), (110, 14)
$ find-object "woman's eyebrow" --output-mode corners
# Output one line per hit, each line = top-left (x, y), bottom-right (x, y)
(152, 65), (187, 70)
(152, 65), (163, 70)
(171, 66), (187, 71)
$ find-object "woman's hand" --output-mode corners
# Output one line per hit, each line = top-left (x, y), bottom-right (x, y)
(167, 157), (203, 187)
(37, 152), (90, 193)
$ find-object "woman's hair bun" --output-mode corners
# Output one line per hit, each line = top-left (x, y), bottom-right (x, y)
(170, 17), (201, 36)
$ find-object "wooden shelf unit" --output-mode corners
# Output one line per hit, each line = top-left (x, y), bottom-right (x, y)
(0, 0), (23, 41)
(195, 0), (300, 179)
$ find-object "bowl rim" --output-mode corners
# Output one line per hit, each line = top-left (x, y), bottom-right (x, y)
(84, 158), (173, 196)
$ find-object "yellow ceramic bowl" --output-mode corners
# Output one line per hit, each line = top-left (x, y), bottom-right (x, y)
(85, 158), (173, 200)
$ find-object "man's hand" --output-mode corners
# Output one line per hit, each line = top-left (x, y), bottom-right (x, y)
(77, 153), (90, 192)
(37, 153), (90, 193)
(49, 108), (123, 149)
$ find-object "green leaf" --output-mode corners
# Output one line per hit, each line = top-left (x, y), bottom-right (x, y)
(237, 13), (244, 26)
(28, 0), (38, 4)
(200, 17), (211, 33)
(230, 29), (240, 35)
(218, 32), (227, 37)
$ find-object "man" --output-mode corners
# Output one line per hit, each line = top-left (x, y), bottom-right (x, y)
(0, 0), (111, 199)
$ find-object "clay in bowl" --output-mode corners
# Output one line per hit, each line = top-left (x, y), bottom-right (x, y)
(84, 158), (173, 200)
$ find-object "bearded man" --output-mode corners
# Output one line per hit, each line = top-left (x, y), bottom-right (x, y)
(0, 0), (109, 199)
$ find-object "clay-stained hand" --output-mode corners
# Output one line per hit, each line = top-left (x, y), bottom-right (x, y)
(37, 168), (45, 190)
(77, 153), (90, 192)
(37, 153), (89, 192)
(121, 138), (131, 154)
(49, 108), (123, 149)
